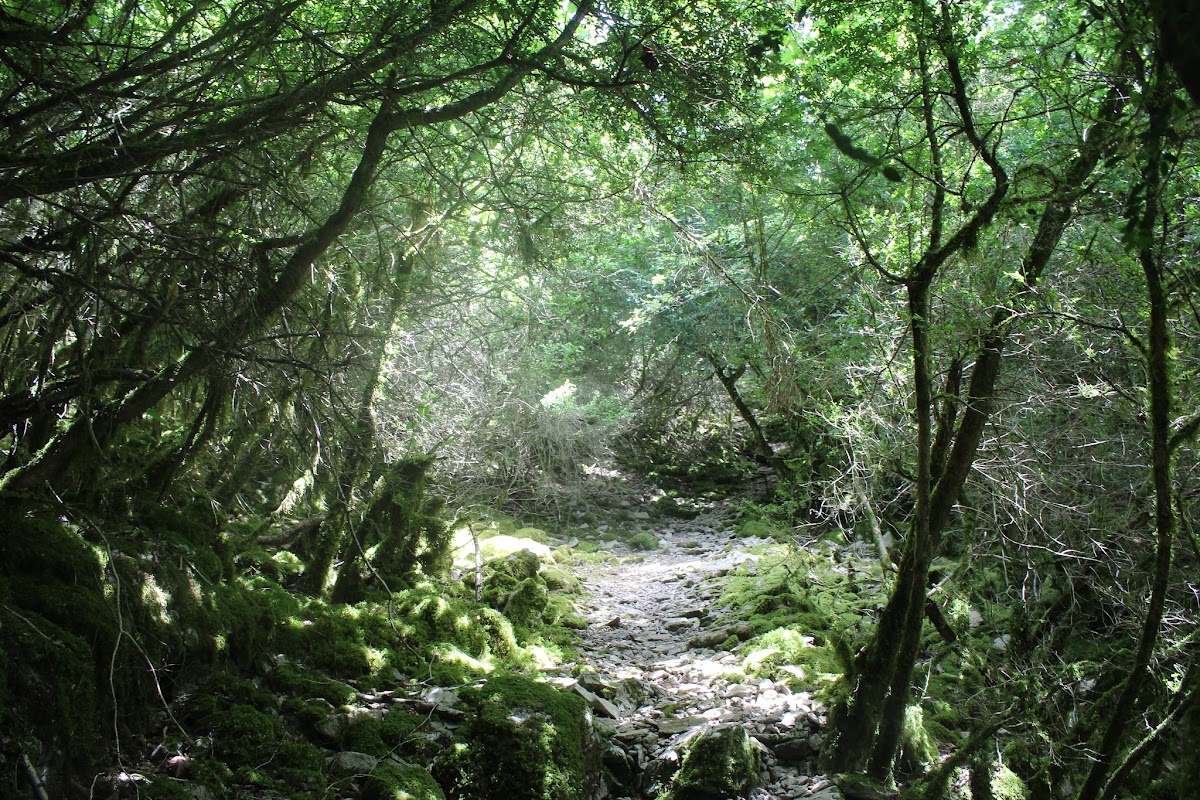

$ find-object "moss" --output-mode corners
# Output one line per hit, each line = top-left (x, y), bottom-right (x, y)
(992, 765), (1028, 800)
(210, 704), (279, 766)
(736, 519), (783, 539)
(628, 532), (660, 551)
(740, 626), (843, 688)
(0, 601), (105, 765)
(898, 705), (940, 774)
(504, 578), (550, 627)
(670, 726), (760, 800)
(381, 708), (426, 745)
(144, 776), (196, 800)
(541, 566), (581, 593)
(275, 602), (376, 676)
(365, 762), (447, 800)
(278, 740), (325, 772)
(205, 582), (277, 668)
(347, 715), (389, 757)
(476, 607), (520, 658)
(513, 527), (551, 543)
(545, 594), (587, 629)
(433, 675), (595, 800)
(272, 663), (356, 705)
(495, 549), (545, 580)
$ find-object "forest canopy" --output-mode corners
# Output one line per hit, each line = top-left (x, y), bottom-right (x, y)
(1, 0), (1198, 799)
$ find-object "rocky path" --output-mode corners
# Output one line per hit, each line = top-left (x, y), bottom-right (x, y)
(559, 506), (838, 800)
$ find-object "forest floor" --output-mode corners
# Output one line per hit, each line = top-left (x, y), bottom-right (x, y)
(558, 502), (840, 799)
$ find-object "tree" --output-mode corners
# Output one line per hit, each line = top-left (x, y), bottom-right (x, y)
(785, 0), (1141, 779)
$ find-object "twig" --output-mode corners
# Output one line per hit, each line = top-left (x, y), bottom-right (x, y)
(1, 604), (63, 647)
(19, 752), (50, 800)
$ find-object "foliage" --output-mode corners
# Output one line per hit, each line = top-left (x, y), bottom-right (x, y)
(1, 0), (1199, 795)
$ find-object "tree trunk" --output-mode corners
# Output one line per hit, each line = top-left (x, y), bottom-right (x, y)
(704, 352), (792, 482)
(822, 46), (1130, 778)
(1075, 70), (1176, 800)
(0, 100), (399, 494)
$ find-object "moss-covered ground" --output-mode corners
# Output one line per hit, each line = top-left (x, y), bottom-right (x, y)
(0, 501), (595, 800)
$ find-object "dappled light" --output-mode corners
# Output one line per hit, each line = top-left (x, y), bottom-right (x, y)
(2, 0), (1199, 798)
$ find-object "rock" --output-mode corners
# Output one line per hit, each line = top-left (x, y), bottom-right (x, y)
(421, 686), (461, 710)
(654, 717), (706, 735)
(642, 748), (681, 794)
(771, 737), (811, 763)
(612, 678), (648, 712)
(317, 712), (349, 741)
(329, 751), (380, 776)
(601, 742), (638, 790)
(578, 670), (611, 692)
(809, 788), (845, 800)
(671, 725), (760, 799)
(570, 682), (622, 718)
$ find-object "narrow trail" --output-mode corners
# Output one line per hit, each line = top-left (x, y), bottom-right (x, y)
(561, 505), (836, 800)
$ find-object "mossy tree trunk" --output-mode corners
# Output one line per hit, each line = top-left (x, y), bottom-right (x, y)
(704, 352), (792, 482)
(1075, 63), (1180, 800)
(822, 4), (1133, 779)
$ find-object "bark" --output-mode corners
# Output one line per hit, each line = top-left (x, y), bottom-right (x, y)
(704, 353), (792, 482)
(1075, 74), (1175, 800)
(867, 281), (937, 779)
(0, 3), (596, 495)
(0, 98), (397, 493)
(824, 18), (1131, 778)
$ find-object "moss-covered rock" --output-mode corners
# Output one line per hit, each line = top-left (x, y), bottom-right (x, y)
(479, 535), (555, 562)
(670, 725), (760, 799)
(210, 704), (279, 766)
(735, 519), (783, 539)
(541, 566), (582, 593)
(365, 762), (447, 800)
(504, 578), (551, 626)
(628, 532), (660, 551)
(347, 714), (389, 757)
(493, 548), (545, 580)
(433, 675), (597, 800)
